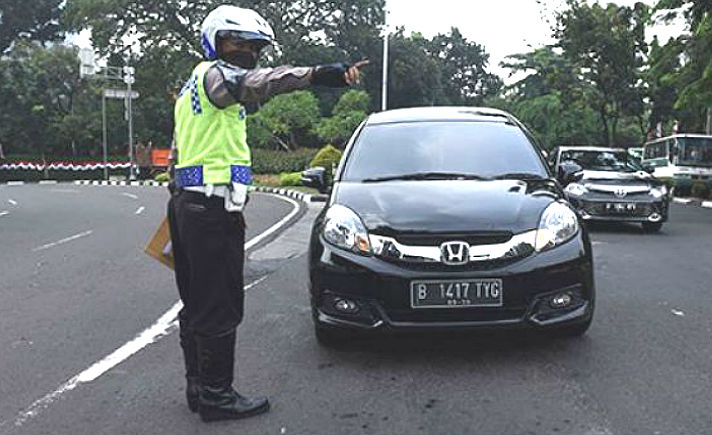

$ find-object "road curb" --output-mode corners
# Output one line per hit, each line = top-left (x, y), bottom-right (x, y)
(672, 197), (712, 209)
(54, 180), (328, 203)
(250, 185), (327, 203)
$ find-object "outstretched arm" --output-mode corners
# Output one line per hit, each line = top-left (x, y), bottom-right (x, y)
(203, 60), (368, 109)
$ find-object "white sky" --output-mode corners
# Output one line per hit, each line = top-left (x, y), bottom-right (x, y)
(386, 0), (686, 82)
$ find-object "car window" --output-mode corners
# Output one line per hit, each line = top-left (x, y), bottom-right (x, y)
(560, 150), (632, 172)
(341, 121), (548, 181)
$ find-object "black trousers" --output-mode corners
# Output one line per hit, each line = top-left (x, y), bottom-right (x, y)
(167, 190), (246, 337)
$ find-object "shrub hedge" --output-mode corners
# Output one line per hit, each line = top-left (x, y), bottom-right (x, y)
(250, 148), (317, 174)
(279, 171), (303, 186)
(691, 181), (710, 199)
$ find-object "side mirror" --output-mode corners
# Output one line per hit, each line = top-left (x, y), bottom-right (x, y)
(301, 166), (330, 194)
(557, 161), (583, 185)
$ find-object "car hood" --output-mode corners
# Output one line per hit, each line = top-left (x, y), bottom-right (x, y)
(579, 170), (655, 187)
(331, 180), (561, 235)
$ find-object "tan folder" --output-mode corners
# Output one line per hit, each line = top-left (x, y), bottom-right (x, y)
(144, 217), (175, 269)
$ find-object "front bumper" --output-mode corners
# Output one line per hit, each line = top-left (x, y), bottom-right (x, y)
(308, 231), (594, 333)
(568, 196), (669, 223)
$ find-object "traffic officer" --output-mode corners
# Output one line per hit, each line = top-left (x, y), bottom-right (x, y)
(168, 5), (367, 423)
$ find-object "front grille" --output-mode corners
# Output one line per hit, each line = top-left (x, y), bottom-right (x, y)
(381, 256), (521, 272)
(395, 232), (513, 246)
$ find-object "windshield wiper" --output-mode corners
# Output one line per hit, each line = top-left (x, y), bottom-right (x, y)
(362, 172), (489, 183)
(491, 172), (547, 181)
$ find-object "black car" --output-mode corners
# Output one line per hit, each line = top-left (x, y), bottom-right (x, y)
(550, 146), (670, 232)
(302, 107), (594, 345)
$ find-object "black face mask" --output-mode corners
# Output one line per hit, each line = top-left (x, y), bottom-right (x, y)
(221, 50), (259, 69)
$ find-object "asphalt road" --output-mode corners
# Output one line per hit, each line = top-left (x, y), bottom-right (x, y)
(1, 185), (711, 435)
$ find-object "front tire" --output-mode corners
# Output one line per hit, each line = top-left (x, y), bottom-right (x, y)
(642, 222), (663, 233)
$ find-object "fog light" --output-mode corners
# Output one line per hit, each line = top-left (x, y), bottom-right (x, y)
(549, 293), (572, 309)
(334, 298), (360, 314)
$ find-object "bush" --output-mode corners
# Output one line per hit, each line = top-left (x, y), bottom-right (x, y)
(309, 145), (342, 172)
(279, 171), (303, 187)
(250, 148), (317, 174)
(691, 181), (709, 199)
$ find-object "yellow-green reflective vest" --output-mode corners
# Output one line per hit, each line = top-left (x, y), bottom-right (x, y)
(174, 61), (252, 186)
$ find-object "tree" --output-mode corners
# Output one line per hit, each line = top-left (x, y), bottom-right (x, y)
(254, 90), (321, 150)
(315, 90), (370, 146)
(0, 0), (63, 53)
(655, 0), (712, 132)
(426, 28), (502, 105)
(385, 29), (446, 108)
(0, 41), (110, 156)
(500, 46), (600, 147)
(555, 1), (648, 145)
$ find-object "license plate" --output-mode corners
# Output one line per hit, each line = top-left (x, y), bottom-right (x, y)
(410, 279), (503, 309)
(605, 202), (637, 213)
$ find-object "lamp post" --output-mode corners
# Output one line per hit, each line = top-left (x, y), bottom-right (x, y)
(381, 9), (389, 112)
(79, 47), (138, 180)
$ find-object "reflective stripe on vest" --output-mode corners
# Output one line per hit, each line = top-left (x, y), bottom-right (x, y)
(174, 61), (251, 186)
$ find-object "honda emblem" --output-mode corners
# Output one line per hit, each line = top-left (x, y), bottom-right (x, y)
(440, 241), (470, 265)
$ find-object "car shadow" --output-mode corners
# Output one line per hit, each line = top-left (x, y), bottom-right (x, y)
(324, 329), (587, 361)
(584, 221), (652, 234)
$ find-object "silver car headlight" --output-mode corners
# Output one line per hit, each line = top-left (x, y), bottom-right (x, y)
(564, 183), (588, 197)
(535, 201), (579, 252)
(322, 204), (371, 255)
(650, 185), (667, 199)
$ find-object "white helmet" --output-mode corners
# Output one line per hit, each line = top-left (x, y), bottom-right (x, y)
(200, 5), (275, 60)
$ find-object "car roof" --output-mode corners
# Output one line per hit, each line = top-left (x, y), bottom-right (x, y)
(558, 146), (626, 153)
(366, 106), (515, 125)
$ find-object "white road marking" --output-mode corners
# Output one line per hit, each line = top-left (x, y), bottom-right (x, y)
(8, 199), (17, 205)
(135, 206), (145, 215)
(32, 230), (93, 252)
(122, 192), (138, 200)
(3, 194), (299, 428)
(244, 193), (301, 248)
(0, 211), (9, 217)
(671, 309), (685, 317)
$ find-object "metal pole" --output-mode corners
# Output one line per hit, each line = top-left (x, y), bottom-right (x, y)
(102, 91), (108, 181)
(381, 32), (388, 112)
(126, 66), (135, 180)
(706, 107), (712, 135)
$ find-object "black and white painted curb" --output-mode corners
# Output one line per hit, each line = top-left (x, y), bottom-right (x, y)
(72, 180), (328, 202)
(73, 179), (170, 188)
(0, 179), (327, 203)
(673, 197), (712, 209)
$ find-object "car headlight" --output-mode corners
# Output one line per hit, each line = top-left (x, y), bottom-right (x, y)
(564, 183), (588, 197)
(322, 204), (371, 255)
(650, 185), (667, 199)
(535, 202), (579, 252)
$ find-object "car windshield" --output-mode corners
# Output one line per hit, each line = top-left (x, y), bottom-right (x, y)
(560, 150), (635, 172)
(341, 121), (548, 182)
(678, 137), (712, 167)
